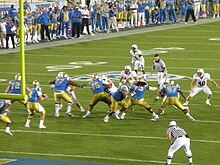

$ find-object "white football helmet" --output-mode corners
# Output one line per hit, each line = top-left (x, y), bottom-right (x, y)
(33, 80), (40, 86)
(197, 68), (204, 77)
(131, 44), (138, 50)
(15, 73), (21, 80)
(101, 75), (108, 82)
(124, 65), (131, 71)
(169, 121), (176, 126)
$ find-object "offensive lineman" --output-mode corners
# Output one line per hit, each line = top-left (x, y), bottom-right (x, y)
(130, 44), (147, 80)
(183, 68), (220, 106)
(166, 121), (193, 165)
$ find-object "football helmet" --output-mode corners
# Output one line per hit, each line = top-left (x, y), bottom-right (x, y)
(197, 68), (204, 77)
(131, 44), (138, 50)
(124, 65), (131, 71)
(92, 73), (99, 80)
(33, 80), (40, 86)
(120, 85), (129, 92)
(15, 73), (21, 80)
(169, 121), (176, 126)
(57, 72), (66, 78)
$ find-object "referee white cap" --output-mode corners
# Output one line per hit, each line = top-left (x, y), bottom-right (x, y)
(169, 121), (176, 126)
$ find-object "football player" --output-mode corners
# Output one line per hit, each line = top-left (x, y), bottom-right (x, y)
(119, 65), (138, 87)
(103, 85), (130, 123)
(101, 75), (117, 95)
(183, 68), (220, 106)
(130, 44), (147, 80)
(157, 79), (195, 121)
(82, 73), (111, 118)
(0, 99), (13, 136)
(24, 80), (47, 129)
(116, 78), (159, 121)
(5, 73), (29, 107)
(49, 72), (85, 117)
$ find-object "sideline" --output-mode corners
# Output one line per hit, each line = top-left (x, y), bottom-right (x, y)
(0, 18), (219, 55)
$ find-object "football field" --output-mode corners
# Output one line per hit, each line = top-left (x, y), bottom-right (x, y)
(0, 21), (220, 165)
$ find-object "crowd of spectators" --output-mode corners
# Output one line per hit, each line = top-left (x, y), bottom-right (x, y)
(0, 0), (217, 49)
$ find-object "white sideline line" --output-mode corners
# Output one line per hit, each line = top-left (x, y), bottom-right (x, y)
(4, 129), (220, 144)
(0, 150), (182, 165)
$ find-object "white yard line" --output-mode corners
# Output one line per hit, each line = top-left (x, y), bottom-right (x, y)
(0, 150), (184, 165)
(1, 129), (220, 144)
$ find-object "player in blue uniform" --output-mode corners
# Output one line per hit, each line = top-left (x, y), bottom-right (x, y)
(0, 99), (13, 136)
(83, 73), (111, 118)
(156, 79), (195, 121)
(24, 80), (47, 129)
(49, 72), (85, 117)
(5, 73), (29, 107)
(116, 79), (159, 121)
(103, 85), (130, 123)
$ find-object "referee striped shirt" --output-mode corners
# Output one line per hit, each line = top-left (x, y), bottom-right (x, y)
(152, 59), (166, 72)
(167, 126), (186, 138)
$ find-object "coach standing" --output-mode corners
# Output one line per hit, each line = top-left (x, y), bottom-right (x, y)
(71, 6), (82, 39)
(39, 9), (51, 41)
(185, 0), (197, 24)
(151, 54), (167, 101)
(166, 121), (193, 165)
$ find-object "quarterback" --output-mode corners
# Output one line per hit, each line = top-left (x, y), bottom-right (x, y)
(119, 65), (138, 87)
(183, 68), (220, 106)
(24, 80), (47, 129)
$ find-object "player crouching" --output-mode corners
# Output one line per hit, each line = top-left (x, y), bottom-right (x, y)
(0, 99), (13, 136)
(24, 80), (47, 129)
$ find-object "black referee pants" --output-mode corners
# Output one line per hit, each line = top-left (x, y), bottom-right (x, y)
(185, 9), (196, 23)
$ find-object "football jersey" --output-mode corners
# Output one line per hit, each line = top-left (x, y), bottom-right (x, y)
(120, 70), (137, 82)
(112, 85), (129, 101)
(130, 49), (143, 61)
(0, 99), (9, 114)
(8, 80), (21, 94)
(167, 126), (186, 138)
(193, 73), (210, 88)
(28, 87), (42, 103)
(54, 77), (69, 92)
(163, 84), (180, 97)
(89, 78), (105, 94)
(130, 84), (148, 100)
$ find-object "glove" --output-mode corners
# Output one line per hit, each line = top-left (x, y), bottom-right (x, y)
(80, 84), (86, 88)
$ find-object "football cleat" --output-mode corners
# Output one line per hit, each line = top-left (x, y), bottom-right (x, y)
(24, 124), (30, 128)
(39, 125), (46, 129)
(5, 130), (13, 136)
(151, 115), (159, 122)
(103, 116), (109, 123)
(66, 112), (74, 117)
(113, 113), (120, 120)
(205, 100), (211, 106)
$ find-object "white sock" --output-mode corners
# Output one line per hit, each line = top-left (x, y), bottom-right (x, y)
(5, 126), (10, 132)
(66, 103), (72, 113)
(25, 119), (31, 126)
(39, 120), (44, 126)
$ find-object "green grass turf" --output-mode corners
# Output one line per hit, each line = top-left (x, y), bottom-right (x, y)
(0, 22), (220, 164)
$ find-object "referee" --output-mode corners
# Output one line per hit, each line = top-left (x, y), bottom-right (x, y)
(166, 121), (193, 165)
(151, 54), (167, 101)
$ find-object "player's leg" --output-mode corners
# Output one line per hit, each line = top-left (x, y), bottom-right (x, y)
(183, 87), (202, 105)
(104, 97), (118, 122)
(36, 103), (46, 129)
(1, 115), (13, 136)
(25, 103), (35, 128)
(183, 137), (193, 164)
(203, 86), (212, 105)
(166, 138), (184, 165)
(82, 94), (100, 118)
(62, 93), (74, 116)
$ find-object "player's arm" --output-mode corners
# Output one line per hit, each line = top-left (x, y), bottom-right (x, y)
(5, 85), (11, 93)
(209, 79), (220, 90)
(48, 79), (56, 84)
(68, 81), (86, 88)
(167, 133), (174, 145)
(190, 79), (197, 91)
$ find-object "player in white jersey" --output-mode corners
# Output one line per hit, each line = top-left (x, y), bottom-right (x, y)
(101, 75), (117, 95)
(119, 65), (138, 87)
(183, 68), (220, 106)
(130, 44), (147, 80)
(166, 121), (193, 165)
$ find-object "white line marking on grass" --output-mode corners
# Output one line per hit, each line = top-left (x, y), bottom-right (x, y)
(3, 130), (220, 144)
(0, 150), (182, 165)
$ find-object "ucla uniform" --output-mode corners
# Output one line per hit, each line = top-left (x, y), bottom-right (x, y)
(6, 79), (27, 105)
(27, 86), (45, 115)
(0, 99), (13, 136)
(89, 78), (111, 108)
(161, 83), (184, 109)
(53, 77), (73, 104)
